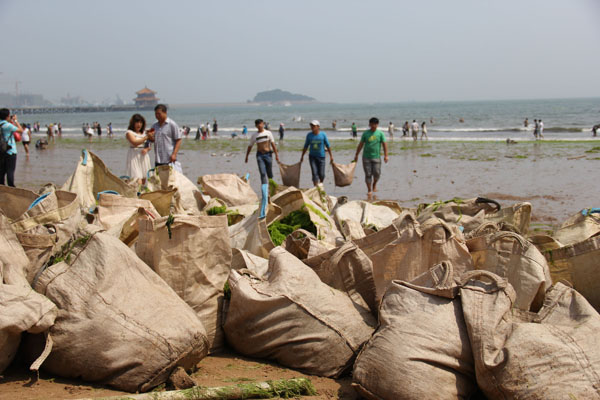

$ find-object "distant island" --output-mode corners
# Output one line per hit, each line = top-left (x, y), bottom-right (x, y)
(250, 89), (316, 104)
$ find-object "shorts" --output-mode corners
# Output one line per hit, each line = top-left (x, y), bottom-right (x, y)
(362, 158), (381, 183)
(22, 141), (30, 145)
(309, 155), (326, 183)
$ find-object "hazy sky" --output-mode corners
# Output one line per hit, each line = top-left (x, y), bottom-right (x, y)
(3, 0), (600, 104)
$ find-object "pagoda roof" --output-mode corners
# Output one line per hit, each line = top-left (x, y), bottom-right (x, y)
(136, 86), (157, 95)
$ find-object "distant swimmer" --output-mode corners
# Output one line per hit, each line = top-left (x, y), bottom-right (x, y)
(524, 118), (529, 128)
(388, 122), (394, 140)
(402, 121), (409, 137)
(459, 117), (465, 123)
(421, 121), (428, 140)
(593, 124), (600, 137)
(506, 138), (518, 145)
(430, 117), (434, 124)
(411, 120), (419, 141)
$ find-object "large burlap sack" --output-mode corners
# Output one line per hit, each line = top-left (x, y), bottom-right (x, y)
(95, 192), (159, 245)
(352, 262), (477, 400)
(278, 161), (301, 188)
(0, 186), (83, 283)
(333, 200), (399, 234)
(136, 215), (232, 353)
(198, 173), (258, 207)
(486, 201), (532, 235)
(0, 211), (31, 285)
(544, 235), (600, 311)
(417, 197), (500, 232)
(229, 205), (281, 257)
(231, 248), (269, 278)
(368, 213), (473, 300)
(33, 232), (209, 392)
(223, 247), (375, 378)
(461, 271), (600, 399)
(467, 231), (552, 311)
(0, 283), (57, 374)
(331, 161), (357, 187)
(271, 188), (343, 246)
(302, 185), (336, 214)
(283, 229), (334, 260)
(140, 189), (177, 216)
(553, 208), (600, 246)
(309, 241), (377, 315)
(61, 149), (137, 209)
(147, 165), (202, 214)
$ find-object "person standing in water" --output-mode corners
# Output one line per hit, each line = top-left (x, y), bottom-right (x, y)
(524, 118), (529, 128)
(278, 123), (285, 140)
(332, 120), (337, 130)
(245, 119), (280, 219)
(300, 120), (333, 187)
(538, 119), (544, 139)
(0, 109), (23, 187)
(388, 121), (394, 140)
(421, 121), (428, 140)
(212, 119), (218, 136)
(353, 117), (388, 198)
(533, 119), (539, 139)
(402, 121), (409, 137)
(21, 122), (30, 159)
(351, 122), (358, 139)
(411, 120), (419, 141)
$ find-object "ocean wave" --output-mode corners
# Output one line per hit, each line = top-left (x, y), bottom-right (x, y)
(429, 126), (587, 133)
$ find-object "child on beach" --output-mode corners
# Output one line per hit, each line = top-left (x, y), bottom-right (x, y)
(353, 117), (388, 199)
(245, 119), (280, 219)
(300, 120), (334, 187)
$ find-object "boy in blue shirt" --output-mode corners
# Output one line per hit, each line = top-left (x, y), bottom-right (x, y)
(0, 108), (23, 187)
(300, 120), (334, 186)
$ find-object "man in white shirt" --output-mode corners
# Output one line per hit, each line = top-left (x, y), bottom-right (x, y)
(411, 120), (419, 141)
(245, 118), (280, 219)
(388, 122), (394, 140)
(147, 104), (182, 170)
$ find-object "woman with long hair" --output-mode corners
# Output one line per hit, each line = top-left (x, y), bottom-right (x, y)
(125, 114), (151, 184)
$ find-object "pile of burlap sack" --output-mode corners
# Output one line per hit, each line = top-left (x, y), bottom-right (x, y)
(2, 149), (600, 399)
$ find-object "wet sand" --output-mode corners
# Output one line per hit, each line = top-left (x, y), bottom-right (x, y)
(13, 136), (600, 229)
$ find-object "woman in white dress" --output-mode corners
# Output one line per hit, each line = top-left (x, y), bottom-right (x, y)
(125, 114), (151, 184)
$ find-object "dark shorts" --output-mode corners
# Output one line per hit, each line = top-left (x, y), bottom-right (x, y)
(22, 141), (30, 145)
(309, 155), (326, 183)
(362, 158), (381, 182)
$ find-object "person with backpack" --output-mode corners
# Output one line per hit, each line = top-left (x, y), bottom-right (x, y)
(0, 108), (24, 187)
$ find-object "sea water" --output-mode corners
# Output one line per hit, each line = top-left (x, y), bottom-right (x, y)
(16, 97), (600, 141)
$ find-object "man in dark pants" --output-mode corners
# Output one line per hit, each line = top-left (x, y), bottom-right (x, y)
(0, 108), (23, 187)
(245, 119), (280, 219)
(300, 120), (334, 186)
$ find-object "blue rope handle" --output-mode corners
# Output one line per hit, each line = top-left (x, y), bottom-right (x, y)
(27, 192), (51, 211)
(96, 190), (119, 200)
(582, 208), (600, 216)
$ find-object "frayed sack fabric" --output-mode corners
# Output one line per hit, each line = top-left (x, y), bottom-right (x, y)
(147, 165), (202, 214)
(277, 161), (301, 188)
(333, 200), (400, 233)
(461, 271), (600, 400)
(283, 229), (334, 260)
(33, 232), (209, 392)
(0, 211), (31, 285)
(553, 208), (600, 246)
(485, 201), (532, 235)
(231, 248), (269, 278)
(136, 215), (232, 353)
(229, 205), (280, 258)
(198, 173), (259, 207)
(331, 161), (357, 187)
(544, 235), (600, 311)
(466, 231), (552, 311)
(223, 247), (375, 378)
(416, 197), (500, 233)
(309, 241), (377, 315)
(352, 262), (477, 400)
(0, 186), (83, 283)
(61, 149), (137, 209)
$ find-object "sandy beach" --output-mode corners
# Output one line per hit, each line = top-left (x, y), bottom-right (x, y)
(12, 136), (600, 231)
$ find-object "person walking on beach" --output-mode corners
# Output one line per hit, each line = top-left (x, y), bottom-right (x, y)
(21, 122), (30, 159)
(47, 124), (54, 143)
(388, 122), (394, 140)
(421, 121), (428, 140)
(97, 123), (102, 136)
(533, 119), (539, 139)
(212, 119), (218, 136)
(300, 120), (333, 187)
(242, 125), (248, 137)
(332, 120), (337, 130)
(411, 120), (419, 141)
(57, 122), (62, 137)
(524, 118), (529, 128)
(538, 119), (544, 139)
(0, 109), (23, 187)
(353, 117), (388, 198)
(351, 122), (358, 139)
(125, 114), (152, 185)
(107, 122), (114, 138)
(279, 123), (285, 140)
(592, 124), (600, 137)
(402, 121), (409, 137)
(245, 119), (280, 219)
(147, 104), (183, 171)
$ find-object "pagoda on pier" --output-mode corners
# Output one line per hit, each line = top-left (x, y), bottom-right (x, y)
(133, 87), (159, 109)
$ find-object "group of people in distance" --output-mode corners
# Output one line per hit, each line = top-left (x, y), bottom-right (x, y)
(523, 118), (545, 139)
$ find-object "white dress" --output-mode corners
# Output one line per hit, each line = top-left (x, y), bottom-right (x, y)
(125, 130), (151, 180)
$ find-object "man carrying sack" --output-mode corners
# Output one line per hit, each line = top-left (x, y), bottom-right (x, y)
(300, 120), (334, 187)
(245, 119), (280, 219)
(353, 117), (388, 198)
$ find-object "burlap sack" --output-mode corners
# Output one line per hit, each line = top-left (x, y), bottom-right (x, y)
(277, 161), (301, 188)
(136, 215), (232, 353)
(231, 248), (269, 278)
(223, 247), (375, 378)
(140, 189), (177, 216)
(0, 283), (57, 374)
(95, 192), (159, 245)
(283, 229), (334, 260)
(309, 242), (377, 315)
(486, 201), (532, 235)
(61, 149), (137, 209)
(271, 188), (343, 246)
(417, 197), (500, 232)
(461, 271), (600, 399)
(198, 173), (258, 207)
(331, 161), (357, 187)
(529, 234), (563, 253)
(0, 186), (82, 283)
(467, 231), (552, 311)
(147, 165), (202, 214)
(352, 262), (477, 400)
(544, 235), (600, 311)
(33, 232), (209, 392)
(302, 186), (336, 214)
(368, 213), (473, 300)
(229, 205), (281, 258)
(0, 211), (31, 285)
(553, 209), (600, 246)
(333, 200), (400, 234)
